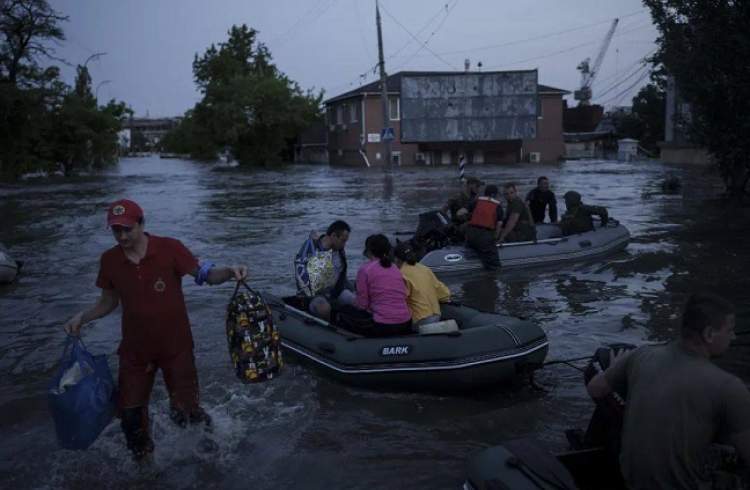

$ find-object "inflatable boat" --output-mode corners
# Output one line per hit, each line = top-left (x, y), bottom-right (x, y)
(263, 294), (548, 391)
(463, 439), (623, 490)
(419, 220), (630, 275)
(0, 244), (20, 284)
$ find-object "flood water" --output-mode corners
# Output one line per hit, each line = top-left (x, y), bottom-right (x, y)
(1, 156), (748, 489)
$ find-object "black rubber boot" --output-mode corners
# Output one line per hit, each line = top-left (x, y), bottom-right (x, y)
(121, 407), (154, 462)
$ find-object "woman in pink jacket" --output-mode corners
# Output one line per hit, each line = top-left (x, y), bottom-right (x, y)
(355, 234), (412, 336)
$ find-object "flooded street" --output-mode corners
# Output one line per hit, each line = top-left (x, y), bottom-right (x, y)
(1, 156), (747, 489)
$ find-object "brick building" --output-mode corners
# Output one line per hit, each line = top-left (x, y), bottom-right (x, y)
(324, 71), (569, 166)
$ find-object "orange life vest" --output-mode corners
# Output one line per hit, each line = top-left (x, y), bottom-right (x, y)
(469, 196), (501, 229)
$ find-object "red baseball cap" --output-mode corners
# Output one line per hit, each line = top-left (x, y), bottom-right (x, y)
(107, 199), (144, 227)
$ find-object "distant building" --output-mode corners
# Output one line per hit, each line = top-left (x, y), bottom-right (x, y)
(659, 75), (711, 164)
(122, 117), (181, 149)
(323, 71), (569, 166)
(294, 119), (328, 164)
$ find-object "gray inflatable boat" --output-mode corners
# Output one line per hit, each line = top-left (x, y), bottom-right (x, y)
(0, 244), (20, 284)
(420, 220), (630, 275)
(264, 294), (548, 391)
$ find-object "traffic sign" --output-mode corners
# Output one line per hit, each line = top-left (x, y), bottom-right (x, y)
(381, 127), (395, 141)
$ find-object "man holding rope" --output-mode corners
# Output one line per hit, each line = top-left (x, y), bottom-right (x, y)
(64, 199), (247, 463)
(587, 293), (750, 489)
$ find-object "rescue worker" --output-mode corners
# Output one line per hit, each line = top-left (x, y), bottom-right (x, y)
(63, 199), (247, 463)
(587, 293), (750, 489)
(294, 220), (355, 321)
(525, 176), (558, 223)
(465, 184), (504, 270)
(497, 183), (537, 243)
(441, 176), (483, 240)
(559, 191), (608, 236)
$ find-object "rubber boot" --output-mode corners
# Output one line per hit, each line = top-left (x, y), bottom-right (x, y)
(121, 407), (154, 462)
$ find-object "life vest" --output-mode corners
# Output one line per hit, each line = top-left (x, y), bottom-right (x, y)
(469, 196), (501, 229)
(226, 281), (283, 383)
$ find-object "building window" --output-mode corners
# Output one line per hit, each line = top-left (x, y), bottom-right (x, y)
(537, 99), (544, 119)
(336, 105), (344, 125)
(350, 103), (358, 123)
(389, 97), (400, 121)
(392, 151), (401, 166)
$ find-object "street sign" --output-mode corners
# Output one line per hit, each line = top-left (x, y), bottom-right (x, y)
(381, 127), (395, 141)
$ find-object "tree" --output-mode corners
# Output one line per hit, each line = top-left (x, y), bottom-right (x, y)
(0, 0), (67, 87)
(0, 1), (129, 179)
(53, 64), (130, 175)
(186, 24), (322, 165)
(644, 0), (750, 197)
(613, 81), (665, 153)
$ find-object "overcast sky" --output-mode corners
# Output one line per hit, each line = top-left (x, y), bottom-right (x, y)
(48, 0), (658, 117)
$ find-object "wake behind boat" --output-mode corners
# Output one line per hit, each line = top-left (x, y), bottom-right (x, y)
(417, 217), (630, 276)
(263, 293), (548, 391)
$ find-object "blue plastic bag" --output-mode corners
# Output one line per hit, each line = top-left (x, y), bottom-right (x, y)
(48, 336), (117, 450)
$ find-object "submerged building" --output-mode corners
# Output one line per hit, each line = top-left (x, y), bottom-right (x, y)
(323, 71), (569, 166)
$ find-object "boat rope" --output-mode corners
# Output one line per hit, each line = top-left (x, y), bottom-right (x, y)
(542, 354), (593, 370)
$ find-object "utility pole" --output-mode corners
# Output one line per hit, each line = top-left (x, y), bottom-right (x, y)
(376, 0), (392, 169)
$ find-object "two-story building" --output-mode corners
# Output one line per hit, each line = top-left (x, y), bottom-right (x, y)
(324, 71), (569, 166)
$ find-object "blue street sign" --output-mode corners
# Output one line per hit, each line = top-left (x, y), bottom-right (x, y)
(381, 127), (395, 141)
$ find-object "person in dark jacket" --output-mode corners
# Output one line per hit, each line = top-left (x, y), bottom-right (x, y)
(525, 176), (558, 223)
(560, 191), (609, 236)
(465, 185), (504, 270)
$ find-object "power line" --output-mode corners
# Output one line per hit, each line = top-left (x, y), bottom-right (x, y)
(597, 69), (651, 107)
(484, 21), (653, 71)
(595, 61), (649, 100)
(423, 8), (648, 59)
(392, 0), (460, 72)
(353, 0), (374, 60)
(270, 0), (338, 48)
(379, 1), (458, 70)
(592, 49), (655, 88)
(387, 1), (453, 61)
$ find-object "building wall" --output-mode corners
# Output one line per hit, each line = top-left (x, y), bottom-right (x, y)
(327, 96), (366, 166)
(521, 94), (565, 163)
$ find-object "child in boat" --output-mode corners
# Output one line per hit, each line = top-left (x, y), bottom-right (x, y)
(394, 241), (451, 327)
(354, 234), (412, 336)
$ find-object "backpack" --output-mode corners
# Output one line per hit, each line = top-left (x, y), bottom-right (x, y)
(226, 281), (283, 383)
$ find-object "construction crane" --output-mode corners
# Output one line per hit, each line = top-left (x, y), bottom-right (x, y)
(574, 18), (619, 106)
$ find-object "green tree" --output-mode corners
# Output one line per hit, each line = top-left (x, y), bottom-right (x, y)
(613, 82), (665, 154)
(53, 64), (130, 175)
(644, 0), (750, 196)
(0, 0), (67, 87)
(187, 24), (322, 165)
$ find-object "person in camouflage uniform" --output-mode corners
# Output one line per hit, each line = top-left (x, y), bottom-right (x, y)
(498, 183), (537, 243)
(560, 191), (609, 236)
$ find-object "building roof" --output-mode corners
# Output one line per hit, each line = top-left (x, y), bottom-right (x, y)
(325, 71), (569, 105)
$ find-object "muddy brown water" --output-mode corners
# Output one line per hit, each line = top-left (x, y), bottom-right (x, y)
(0, 157), (747, 489)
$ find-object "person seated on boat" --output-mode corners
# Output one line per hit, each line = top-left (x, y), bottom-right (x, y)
(441, 176), (483, 240)
(525, 176), (558, 224)
(393, 241), (451, 327)
(497, 183), (537, 244)
(294, 220), (355, 321)
(353, 234), (412, 337)
(559, 191), (608, 236)
(465, 185), (504, 271)
(587, 293), (750, 490)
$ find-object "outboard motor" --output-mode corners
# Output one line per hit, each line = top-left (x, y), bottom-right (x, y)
(411, 210), (453, 256)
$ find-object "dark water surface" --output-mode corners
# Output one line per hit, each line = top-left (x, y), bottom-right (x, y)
(1, 157), (748, 489)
